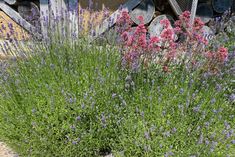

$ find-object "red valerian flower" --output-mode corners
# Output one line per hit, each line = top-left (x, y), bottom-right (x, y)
(135, 23), (147, 34)
(174, 26), (182, 34)
(216, 47), (228, 62)
(148, 36), (160, 51)
(121, 31), (129, 42)
(160, 28), (174, 40)
(160, 19), (171, 28)
(193, 18), (204, 30)
(137, 34), (147, 49)
(138, 15), (144, 23)
(205, 51), (215, 59)
(116, 9), (133, 34)
(149, 36), (160, 43)
(162, 65), (170, 72)
(179, 11), (190, 23)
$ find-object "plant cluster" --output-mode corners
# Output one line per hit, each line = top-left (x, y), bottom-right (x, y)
(0, 5), (234, 157)
(117, 10), (229, 74)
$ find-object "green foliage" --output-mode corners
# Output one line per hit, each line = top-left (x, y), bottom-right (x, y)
(0, 38), (234, 157)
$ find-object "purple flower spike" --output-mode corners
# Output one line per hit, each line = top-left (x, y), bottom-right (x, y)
(76, 116), (81, 121)
(229, 94), (235, 102)
(144, 131), (150, 140)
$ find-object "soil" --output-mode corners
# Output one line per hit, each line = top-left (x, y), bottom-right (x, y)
(0, 142), (18, 157)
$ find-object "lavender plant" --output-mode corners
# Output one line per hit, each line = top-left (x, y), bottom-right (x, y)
(0, 1), (234, 157)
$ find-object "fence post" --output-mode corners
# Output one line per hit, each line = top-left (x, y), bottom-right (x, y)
(39, 0), (49, 38)
(190, 0), (198, 27)
(68, 0), (78, 38)
(47, 0), (78, 39)
(48, 0), (68, 37)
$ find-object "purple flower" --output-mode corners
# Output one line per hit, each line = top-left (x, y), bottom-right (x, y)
(172, 127), (177, 133)
(210, 98), (216, 104)
(81, 103), (85, 109)
(179, 88), (184, 94)
(215, 84), (222, 92)
(211, 141), (218, 148)
(140, 111), (144, 118)
(163, 131), (171, 137)
(224, 121), (231, 130)
(226, 132), (232, 139)
(72, 141), (77, 145)
(76, 116), (81, 121)
(69, 97), (74, 104)
(212, 109), (218, 114)
(164, 151), (174, 157)
(204, 122), (210, 129)
(70, 125), (76, 131)
(193, 105), (200, 112)
(101, 113), (106, 127)
(229, 94), (235, 102)
(205, 138), (210, 145)
(231, 140), (235, 144)
(144, 131), (150, 140)
(198, 134), (204, 144)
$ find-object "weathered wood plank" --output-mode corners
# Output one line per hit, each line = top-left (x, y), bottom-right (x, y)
(4, 0), (16, 5)
(48, 0), (79, 38)
(168, 0), (182, 15)
(190, 0), (198, 26)
(0, 11), (29, 40)
(0, 1), (42, 39)
(91, 0), (143, 41)
(49, 0), (69, 36)
(39, 0), (49, 37)
(68, 0), (78, 38)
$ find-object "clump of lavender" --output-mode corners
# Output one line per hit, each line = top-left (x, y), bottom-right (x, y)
(0, 2), (234, 157)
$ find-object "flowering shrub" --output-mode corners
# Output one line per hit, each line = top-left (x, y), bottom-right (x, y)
(204, 46), (228, 73)
(117, 10), (229, 73)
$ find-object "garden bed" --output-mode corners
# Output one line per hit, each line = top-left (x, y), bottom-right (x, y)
(0, 10), (234, 157)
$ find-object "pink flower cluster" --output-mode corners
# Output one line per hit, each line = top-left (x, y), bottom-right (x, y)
(118, 13), (161, 70)
(116, 10), (228, 73)
(206, 47), (228, 62)
(116, 10), (133, 34)
(174, 11), (207, 45)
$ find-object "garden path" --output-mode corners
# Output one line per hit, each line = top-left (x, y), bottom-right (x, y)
(0, 141), (18, 157)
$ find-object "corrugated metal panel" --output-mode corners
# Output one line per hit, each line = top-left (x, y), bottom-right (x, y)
(232, 0), (235, 13)
(79, 0), (127, 11)
(175, 0), (193, 11)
